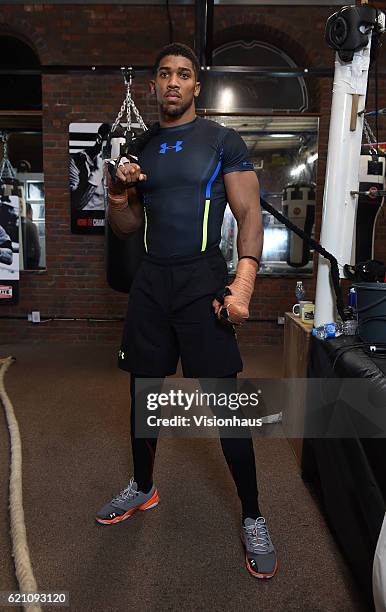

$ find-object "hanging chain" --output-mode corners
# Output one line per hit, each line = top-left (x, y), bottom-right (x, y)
(111, 68), (147, 136)
(125, 69), (132, 136)
(130, 99), (147, 131)
(363, 117), (378, 155)
(0, 131), (16, 180)
(111, 73), (131, 134)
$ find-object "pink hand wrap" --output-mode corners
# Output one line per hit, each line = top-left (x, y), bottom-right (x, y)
(221, 258), (257, 325)
(107, 191), (129, 210)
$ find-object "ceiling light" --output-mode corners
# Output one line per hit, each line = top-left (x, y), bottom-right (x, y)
(270, 134), (295, 138)
(219, 88), (234, 111)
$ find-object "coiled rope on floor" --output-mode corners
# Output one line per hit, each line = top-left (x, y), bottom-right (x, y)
(0, 356), (41, 612)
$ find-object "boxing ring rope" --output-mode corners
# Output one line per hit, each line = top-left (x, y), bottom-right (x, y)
(0, 356), (41, 612)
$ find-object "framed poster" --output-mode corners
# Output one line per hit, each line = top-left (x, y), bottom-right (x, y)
(69, 122), (111, 234)
(0, 195), (19, 304)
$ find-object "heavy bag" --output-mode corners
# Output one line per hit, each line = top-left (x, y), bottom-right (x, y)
(355, 150), (385, 263)
(105, 222), (145, 293)
(104, 122), (160, 292)
(282, 183), (315, 268)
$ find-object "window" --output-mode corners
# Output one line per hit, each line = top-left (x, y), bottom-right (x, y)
(0, 34), (45, 271)
(206, 115), (319, 276)
(197, 39), (309, 113)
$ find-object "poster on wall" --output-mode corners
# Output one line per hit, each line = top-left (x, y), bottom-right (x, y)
(0, 195), (19, 304)
(69, 122), (111, 235)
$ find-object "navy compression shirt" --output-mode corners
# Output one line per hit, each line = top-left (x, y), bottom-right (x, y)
(136, 116), (254, 257)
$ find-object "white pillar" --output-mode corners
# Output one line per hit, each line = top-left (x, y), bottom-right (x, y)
(314, 37), (372, 328)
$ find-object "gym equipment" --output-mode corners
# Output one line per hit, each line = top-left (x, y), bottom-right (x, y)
(314, 4), (385, 327)
(282, 183), (315, 268)
(105, 68), (148, 293)
(0, 131), (16, 181)
(353, 129), (385, 262)
(354, 282), (386, 343)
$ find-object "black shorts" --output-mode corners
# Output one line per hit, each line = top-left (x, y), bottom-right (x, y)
(118, 247), (243, 377)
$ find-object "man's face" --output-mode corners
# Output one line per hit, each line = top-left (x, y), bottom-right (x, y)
(150, 55), (201, 119)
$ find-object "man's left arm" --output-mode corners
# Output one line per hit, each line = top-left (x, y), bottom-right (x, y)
(225, 170), (263, 261)
(213, 171), (263, 325)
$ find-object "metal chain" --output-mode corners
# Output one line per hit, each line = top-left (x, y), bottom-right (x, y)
(125, 72), (132, 136)
(363, 117), (378, 154)
(111, 69), (147, 136)
(0, 131), (16, 180)
(111, 76), (131, 134)
(130, 99), (147, 131)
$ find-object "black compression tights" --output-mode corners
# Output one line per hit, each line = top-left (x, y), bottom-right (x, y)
(129, 374), (261, 522)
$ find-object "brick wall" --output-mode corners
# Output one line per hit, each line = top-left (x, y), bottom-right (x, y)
(0, 3), (384, 347)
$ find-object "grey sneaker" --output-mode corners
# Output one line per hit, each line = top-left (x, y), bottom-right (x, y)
(241, 517), (278, 578)
(96, 477), (159, 525)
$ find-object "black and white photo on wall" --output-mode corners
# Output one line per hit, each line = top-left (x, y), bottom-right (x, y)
(0, 194), (19, 304)
(69, 123), (111, 235)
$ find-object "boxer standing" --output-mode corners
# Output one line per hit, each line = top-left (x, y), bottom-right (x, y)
(97, 43), (277, 580)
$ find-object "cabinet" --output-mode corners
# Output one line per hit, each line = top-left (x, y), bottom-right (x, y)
(283, 312), (312, 466)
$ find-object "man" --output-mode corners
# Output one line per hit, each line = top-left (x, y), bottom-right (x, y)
(97, 43), (278, 580)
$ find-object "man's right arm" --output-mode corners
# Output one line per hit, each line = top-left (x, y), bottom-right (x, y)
(106, 160), (147, 239)
(107, 189), (144, 239)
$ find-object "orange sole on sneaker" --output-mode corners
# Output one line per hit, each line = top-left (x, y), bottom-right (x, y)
(95, 490), (160, 525)
(240, 532), (278, 579)
(245, 556), (278, 579)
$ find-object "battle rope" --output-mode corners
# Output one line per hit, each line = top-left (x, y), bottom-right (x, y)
(0, 356), (41, 612)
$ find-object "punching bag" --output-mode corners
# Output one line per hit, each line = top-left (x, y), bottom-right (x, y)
(282, 183), (315, 268)
(105, 222), (145, 293)
(355, 150), (385, 263)
(104, 123), (159, 293)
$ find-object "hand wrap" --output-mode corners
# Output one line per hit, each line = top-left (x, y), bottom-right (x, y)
(106, 154), (141, 210)
(216, 258), (257, 325)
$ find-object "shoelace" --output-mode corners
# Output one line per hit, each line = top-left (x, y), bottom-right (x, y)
(111, 477), (137, 505)
(245, 518), (271, 553)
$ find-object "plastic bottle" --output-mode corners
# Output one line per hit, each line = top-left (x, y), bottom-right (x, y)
(295, 281), (305, 302)
(312, 322), (343, 340)
(348, 287), (357, 310)
(342, 319), (358, 335)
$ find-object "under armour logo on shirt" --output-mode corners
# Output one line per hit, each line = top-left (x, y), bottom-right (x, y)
(159, 141), (183, 154)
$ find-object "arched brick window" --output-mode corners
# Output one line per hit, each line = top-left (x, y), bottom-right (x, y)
(0, 33), (45, 271)
(0, 35), (41, 110)
(197, 39), (309, 113)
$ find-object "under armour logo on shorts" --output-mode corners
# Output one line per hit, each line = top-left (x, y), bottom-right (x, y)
(159, 141), (183, 154)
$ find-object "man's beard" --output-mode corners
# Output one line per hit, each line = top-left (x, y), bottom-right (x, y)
(160, 97), (193, 118)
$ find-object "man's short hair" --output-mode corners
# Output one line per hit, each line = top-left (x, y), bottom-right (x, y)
(153, 43), (200, 80)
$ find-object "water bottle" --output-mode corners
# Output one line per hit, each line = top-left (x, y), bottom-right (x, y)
(312, 322), (343, 340)
(295, 281), (305, 302)
(348, 287), (356, 308)
(342, 319), (358, 336)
